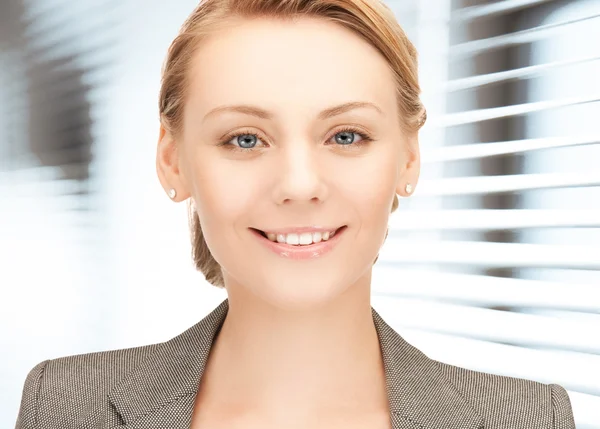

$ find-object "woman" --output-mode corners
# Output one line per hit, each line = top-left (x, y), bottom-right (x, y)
(15, 0), (576, 428)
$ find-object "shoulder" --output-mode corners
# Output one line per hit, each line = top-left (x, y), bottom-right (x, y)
(435, 359), (576, 429)
(15, 343), (161, 429)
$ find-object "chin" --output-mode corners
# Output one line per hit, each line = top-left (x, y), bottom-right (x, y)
(245, 268), (366, 311)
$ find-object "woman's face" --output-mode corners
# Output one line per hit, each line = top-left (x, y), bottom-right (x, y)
(158, 17), (419, 308)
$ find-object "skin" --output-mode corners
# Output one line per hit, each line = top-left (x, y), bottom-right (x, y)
(156, 16), (420, 429)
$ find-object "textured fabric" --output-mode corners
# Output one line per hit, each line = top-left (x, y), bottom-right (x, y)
(15, 298), (576, 429)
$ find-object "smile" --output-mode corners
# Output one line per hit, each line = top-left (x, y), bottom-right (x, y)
(250, 226), (347, 259)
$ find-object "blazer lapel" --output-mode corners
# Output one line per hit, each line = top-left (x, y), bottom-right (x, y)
(106, 299), (483, 429)
(372, 308), (483, 429)
(106, 299), (229, 429)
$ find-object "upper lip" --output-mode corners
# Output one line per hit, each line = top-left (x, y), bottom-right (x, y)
(254, 226), (345, 235)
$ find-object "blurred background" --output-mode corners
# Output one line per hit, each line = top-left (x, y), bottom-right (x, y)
(1, 0), (599, 427)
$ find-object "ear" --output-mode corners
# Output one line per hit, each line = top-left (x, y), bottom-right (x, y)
(395, 133), (420, 197)
(156, 124), (191, 202)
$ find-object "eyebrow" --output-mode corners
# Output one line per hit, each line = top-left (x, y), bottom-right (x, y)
(202, 101), (383, 123)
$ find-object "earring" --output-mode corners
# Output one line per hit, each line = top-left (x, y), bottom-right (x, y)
(405, 183), (413, 194)
(168, 188), (177, 199)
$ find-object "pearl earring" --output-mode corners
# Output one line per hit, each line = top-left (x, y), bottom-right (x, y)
(405, 183), (413, 194)
(168, 188), (177, 199)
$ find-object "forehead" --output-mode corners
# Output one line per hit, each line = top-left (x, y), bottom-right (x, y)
(185, 17), (397, 119)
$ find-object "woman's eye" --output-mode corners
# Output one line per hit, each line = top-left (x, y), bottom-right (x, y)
(333, 130), (363, 145)
(331, 129), (374, 148)
(218, 130), (269, 152)
(236, 134), (259, 148)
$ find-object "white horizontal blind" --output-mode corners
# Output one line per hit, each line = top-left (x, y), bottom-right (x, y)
(378, 1), (600, 428)
(0, 0), (122, 222)
(0, 1), (123, 426)
(0, 0), (122, 299)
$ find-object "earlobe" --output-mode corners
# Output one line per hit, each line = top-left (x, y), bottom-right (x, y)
(396, 134), (420, 197)
(395, 181), (415, 198)
(156, 124), (191, 201)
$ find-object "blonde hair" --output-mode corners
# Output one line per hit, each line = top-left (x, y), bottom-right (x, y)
(159, 0), (426, 288)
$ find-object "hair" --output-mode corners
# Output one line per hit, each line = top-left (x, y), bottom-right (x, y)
(159, 0), (426, 288)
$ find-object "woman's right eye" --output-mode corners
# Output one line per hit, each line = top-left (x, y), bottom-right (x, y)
(219, 132), (266, 151)
(234, 133), (260, 149)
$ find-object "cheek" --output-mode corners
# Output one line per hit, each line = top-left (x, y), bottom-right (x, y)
(190, 154), (259, 235)
(335, 152), (398, 223)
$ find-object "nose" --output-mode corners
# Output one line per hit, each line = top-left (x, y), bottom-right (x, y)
(271, 142), (328, 206)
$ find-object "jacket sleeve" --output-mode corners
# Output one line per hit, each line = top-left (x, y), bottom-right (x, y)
(15, 360), (50, 429)
(550, 384), (576, 429)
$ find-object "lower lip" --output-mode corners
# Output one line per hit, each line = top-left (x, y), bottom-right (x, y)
(251, 226), (347, 260)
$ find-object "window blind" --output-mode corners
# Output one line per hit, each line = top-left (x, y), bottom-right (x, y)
(377, 1), (600, 428)
(1, 2), (122, 424)
(1, 0), (122, 211)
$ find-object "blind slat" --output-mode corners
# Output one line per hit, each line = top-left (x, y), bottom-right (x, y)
(434, 93), (600, 127)
(388, 209), (600, 230)
(415, 171), (600, 196)
(422, 134), (600, 162)
(451, 0), (554, 21)
(379, 241), (600, 269)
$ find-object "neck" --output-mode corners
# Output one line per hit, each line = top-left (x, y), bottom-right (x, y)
(197, 272), (389, 420)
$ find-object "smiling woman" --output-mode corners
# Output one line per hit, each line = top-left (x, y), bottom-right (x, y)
(15, 1), (575, 429)
(161, 17), (418, 311)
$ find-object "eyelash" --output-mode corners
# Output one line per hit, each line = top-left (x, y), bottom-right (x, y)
(217, 126), (374, 153)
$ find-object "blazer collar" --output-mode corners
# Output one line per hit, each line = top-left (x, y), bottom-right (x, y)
(107, 299), (483, 429)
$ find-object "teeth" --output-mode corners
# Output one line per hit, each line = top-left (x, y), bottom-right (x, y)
(298, 232), (312, 245)
(263, 229), (338, 246)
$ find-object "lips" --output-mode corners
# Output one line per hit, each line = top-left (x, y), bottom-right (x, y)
(251, 226), (346, 246)
(250, 225), (347, 259)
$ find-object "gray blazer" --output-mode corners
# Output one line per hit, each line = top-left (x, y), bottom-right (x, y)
(15, 298), (576, 429)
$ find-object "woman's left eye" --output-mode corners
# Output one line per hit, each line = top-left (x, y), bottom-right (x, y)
(330, 128), (373, 147)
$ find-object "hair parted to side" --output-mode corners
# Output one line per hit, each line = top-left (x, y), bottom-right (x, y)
(159, 0), (426, 288)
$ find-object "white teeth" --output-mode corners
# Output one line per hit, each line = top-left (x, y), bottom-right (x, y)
(286, 234), (299, 245)
(299, 232), (312, 245)
(263, 229), (339, 246)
